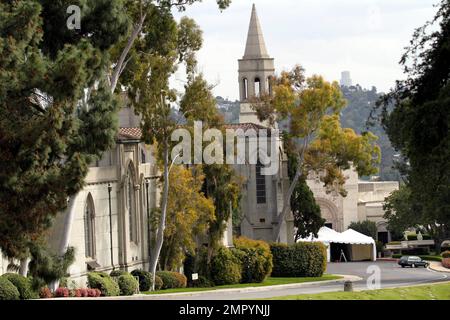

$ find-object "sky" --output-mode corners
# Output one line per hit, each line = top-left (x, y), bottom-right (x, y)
(172, 0), (438, 101)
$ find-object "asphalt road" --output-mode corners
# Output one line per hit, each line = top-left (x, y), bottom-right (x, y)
(135, 261), (448, 300)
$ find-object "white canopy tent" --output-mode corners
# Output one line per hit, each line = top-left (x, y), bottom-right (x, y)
(298, 227), (376, 262)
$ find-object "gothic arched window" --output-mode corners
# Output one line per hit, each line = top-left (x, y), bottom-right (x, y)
(84, 194), (96, 259)
(255, 162), (267, 204)
(243, 78), (249, 100)
(126, 165), (138, 244)
(255, 77), (261, 97)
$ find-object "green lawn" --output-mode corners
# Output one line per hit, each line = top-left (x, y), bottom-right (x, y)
(265, 282), (450, 300)
(142, 275), (342, 295)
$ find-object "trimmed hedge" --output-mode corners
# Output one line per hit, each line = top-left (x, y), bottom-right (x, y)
(270, 242), (327, 277)
(87, 272), (120, 297)
(407, 234), (432, 241)
(210, 247), (242, 286)
(131, 270), (163, 291)
(117, 274), (139, 296)
(392, 254), (443, 262)
(233, 237), (273, 283)
(156, 271), (187, 290)
(0, 277), (20, 300)
(1, 273), (35, 300)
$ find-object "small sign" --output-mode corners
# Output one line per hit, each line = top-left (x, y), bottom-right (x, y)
(192, 273), (199, 281)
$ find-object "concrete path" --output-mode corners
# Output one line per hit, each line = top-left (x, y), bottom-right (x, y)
(82, 261), (448, 300)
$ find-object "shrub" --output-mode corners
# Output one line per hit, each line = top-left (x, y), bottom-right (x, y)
(117, 274), (139, 296)
(210, 247), (242, 286)
(154, 275), (163, 291)
(442, 258), (450, 269)
(0, 277), (20, 300)
(441, 251), (450, 259)
(156, 271), (187, 289)
(1, 273), (35, 300)
(232, 248), (272, 283)
(184, 248), (209, 286)
(87, 272), (120, 297)
(189, 276), (214, 288)
(393, 254), (442, 262)
(270, 242), (327, 278)
(54, 287), (70, 298)
(88, 288), (101, 297)
(233, 237), (273, 283)
(39, 287), (53, 299)
(110, 270), (128, 278)
(131, 270), (150, 291)
(73, 288), (89, 297)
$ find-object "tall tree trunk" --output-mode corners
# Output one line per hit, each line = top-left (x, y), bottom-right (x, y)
(149, 138), (170, 290)
(273, 139), (309, 242)
(110, 14), (146, 93)
(19, 258), (29, 277)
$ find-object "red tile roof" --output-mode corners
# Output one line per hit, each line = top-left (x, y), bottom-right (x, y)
(117, 127), (142, 141)
(117, 123), (271, 142)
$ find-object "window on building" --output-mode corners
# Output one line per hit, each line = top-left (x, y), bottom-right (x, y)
(255, 77), (261, 97)
(141, 148), (146, 164)
(243, 78), (248, 100)
(267, 76), (273, 96)
(256, 162), (267, 204)
(127, 166), (138, 244)
(84, 194), (96, 259)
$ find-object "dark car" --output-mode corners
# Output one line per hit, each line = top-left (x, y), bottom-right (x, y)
(398, 256), (430, 268)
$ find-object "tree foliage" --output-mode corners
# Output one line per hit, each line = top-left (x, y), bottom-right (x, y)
(348, 220), (377, 240)
(159, 166), (215, 271)
(252, 67), (381, 241)
(179, 75), (241, 258)
(0, 0), (129, 257)
(373, 0), (450, 247)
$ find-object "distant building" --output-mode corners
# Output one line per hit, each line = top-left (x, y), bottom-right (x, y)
(340, 71), (353, 87)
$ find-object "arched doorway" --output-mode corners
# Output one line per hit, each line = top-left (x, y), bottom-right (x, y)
(315, 198), (341, 232)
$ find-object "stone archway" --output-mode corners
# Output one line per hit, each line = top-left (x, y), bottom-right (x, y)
(315, 198), (341, 232)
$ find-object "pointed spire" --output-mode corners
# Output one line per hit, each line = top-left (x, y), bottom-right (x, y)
(243, 4), (270, 59)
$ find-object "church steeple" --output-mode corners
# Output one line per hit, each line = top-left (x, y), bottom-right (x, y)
(238, 4), (275, 125)
(243, 4), (270, 59)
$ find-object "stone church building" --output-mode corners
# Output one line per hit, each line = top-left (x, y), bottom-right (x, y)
(232, 4), (398, 246)
(0, 5), (398, 283)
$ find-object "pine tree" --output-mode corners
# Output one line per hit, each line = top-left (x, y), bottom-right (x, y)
(0, 0), (129, 258)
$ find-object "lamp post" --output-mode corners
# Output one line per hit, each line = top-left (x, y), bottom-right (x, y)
(108, 183), (115, 271)
(145, 179), (151, 259)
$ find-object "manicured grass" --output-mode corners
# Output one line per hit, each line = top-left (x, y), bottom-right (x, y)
(142, 275), (342, 295)
(266, 283), (450, 300)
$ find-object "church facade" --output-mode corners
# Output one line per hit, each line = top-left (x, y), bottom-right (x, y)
(234, 5), (399, 245)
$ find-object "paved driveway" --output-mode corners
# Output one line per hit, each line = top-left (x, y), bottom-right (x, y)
(127, 261), (448, 300)
(327, 261), (448, 289)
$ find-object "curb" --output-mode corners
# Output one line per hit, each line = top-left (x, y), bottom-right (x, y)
(54, 275), (360, 300)
(128, 275), (362, 299)
(429, 262), (450, 274)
